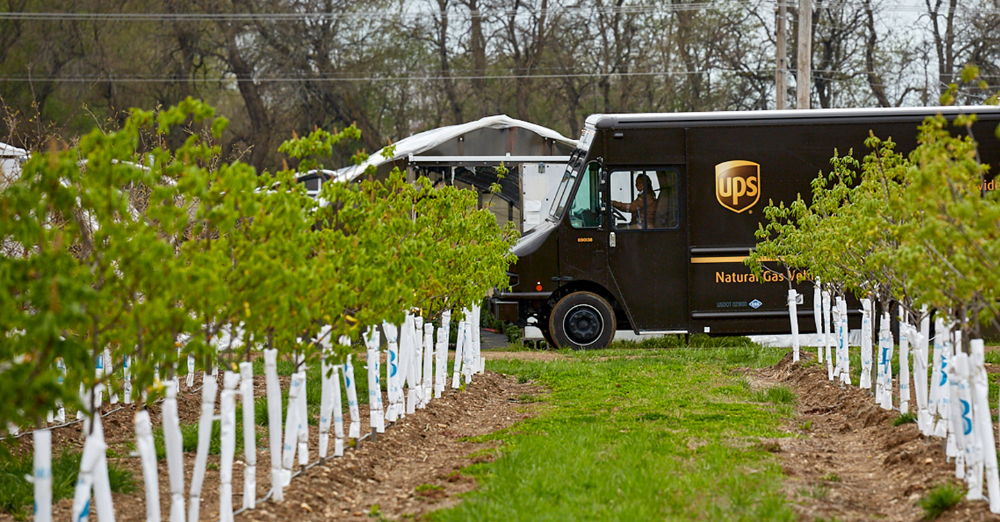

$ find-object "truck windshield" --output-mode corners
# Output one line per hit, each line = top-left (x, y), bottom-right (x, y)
(549, 149), (585, 220)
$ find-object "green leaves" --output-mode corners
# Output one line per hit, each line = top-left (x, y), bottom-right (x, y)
(0, 99), (517, 429)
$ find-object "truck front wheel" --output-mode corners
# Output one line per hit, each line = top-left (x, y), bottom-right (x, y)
(549, 292), (616, 350)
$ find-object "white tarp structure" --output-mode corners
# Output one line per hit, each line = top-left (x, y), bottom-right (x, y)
(1, 142), (28, 184)
(332, 114), (577, 183)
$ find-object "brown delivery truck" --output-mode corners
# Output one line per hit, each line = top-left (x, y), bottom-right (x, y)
(490, 107), (1000, 350)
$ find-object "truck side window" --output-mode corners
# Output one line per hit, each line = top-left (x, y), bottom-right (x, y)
(568, 162), (603, 229)
(610, 169), (679, 230)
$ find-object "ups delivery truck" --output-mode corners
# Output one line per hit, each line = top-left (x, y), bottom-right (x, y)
(490, 107), (1000, 350)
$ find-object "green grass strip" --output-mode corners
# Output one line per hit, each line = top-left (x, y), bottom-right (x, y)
(429, 344), (797, 522)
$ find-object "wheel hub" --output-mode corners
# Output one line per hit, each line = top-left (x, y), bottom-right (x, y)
(564, 304), (603, 346)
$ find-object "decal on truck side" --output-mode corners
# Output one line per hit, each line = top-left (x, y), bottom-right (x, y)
(715, 160), (760, 213)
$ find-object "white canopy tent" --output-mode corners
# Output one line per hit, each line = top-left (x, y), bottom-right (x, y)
(0, 142), (28, 184)
(331, 115), (577, 183)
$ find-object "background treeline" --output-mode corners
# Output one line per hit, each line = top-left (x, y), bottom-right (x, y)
(1, 0), (999, 172)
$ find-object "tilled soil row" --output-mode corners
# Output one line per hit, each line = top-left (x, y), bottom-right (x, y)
(755, 351), (1000, 522)
(1, 368), (541, 522)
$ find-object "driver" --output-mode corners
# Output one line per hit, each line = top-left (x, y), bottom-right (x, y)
(611, 173), (657, 228)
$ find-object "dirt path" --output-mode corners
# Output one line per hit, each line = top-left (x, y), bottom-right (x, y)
(1, 364), (543, 522)
(756, 352), (1000, 522)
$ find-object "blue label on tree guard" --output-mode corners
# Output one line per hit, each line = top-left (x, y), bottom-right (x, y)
(749, 299), (762, 309)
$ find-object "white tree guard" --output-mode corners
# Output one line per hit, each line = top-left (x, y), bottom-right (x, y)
(813, 281), (823, 363)
(319, 353), (334, 459)
(343, 350), (361, 440)
(71, 419), (106, 522)
(838, 298), (850, 385)
(474, 304), (484, 373)
(860, 299), (873, 389)
(952, 350), (972, 481)
(121, 355), (131, 406)
(436, 310), (451, 397)
(263, 349), (284, 502)
(281, 372), (304, 490)
(452, 320), (465, 389)
(219, 371), (240, 522)
(365, 327), (385, 433)
(134, 410), (160, 522)
(898, 309), (911, 414)
(33, 428), (52, 522)
(915, 312), (932, 435)
(832, 297), (842, 380)
(296, 367), (308, 466)
(95, 353), (105, 406)
(822, 290), (833, 380)
(878, 312), (894, 410)
(403, 314), (418, 415)
(161, 381), (186, 521)
(930, 318), (944, 419)
(970, 340), (1000, 510)
(947, 331), (961, 468)
(383, 322), (401, 422)
(934, 321), (952, 439)
(91, 413), (115, 522)
(421, 323), (434, 408)
(186, 355), (195, 388)
(188, 373), (218, 522)
(239, 361), (256, 510)
(463, 315), (475, 384)
(413, 316), (426, 409)
(787, 289), (800, 363)
(57, 358), (67, 420)
(331, 364), (345, 457)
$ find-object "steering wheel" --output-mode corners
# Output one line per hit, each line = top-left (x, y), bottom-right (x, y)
(612, 206), (628, 224)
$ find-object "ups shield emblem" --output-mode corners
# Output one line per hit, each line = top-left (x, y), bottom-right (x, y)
(715, 160), (760, 213)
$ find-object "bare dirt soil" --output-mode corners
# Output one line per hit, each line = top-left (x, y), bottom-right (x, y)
(1, 360), (542, 522)
(755, 351), (1000, 522)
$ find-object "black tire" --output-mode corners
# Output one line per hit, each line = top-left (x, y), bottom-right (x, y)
(549, 292), (617, 350)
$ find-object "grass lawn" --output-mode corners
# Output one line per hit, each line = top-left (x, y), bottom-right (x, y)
(430, 342), (798, 521)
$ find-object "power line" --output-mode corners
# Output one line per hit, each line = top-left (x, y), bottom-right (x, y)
(0, 2), (990, 22)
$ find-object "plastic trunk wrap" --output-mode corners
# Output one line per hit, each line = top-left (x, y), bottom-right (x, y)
(219, 371), (239, 522)
(383, 322), (401, 422)
(343, 345), (361, 439)
(970, 340), (1000, 510)
(188, 373), (218, 522)
(787, 289), (799, 363)
(161, 381), (186, 522)
(365, 327), (385, 433)
(898, 308), (910, 414)
(413, 316), (425, 409)
(263, 349), (284, 502)
(281, 372), (304, 489)
(33, 429), (52, 522)
(813, 281), (823, 363)
(934, 321), (952, 439)
(915, 312), (932, 435)
(860, 299), (872, 389)
(134, 410), (160, 522)
(436, 310), (451, 397)
(822, 291), (832, 380)
(422, 323), (434, 408)
(451, 320), (465, 389)
(239, 361), (256, 510)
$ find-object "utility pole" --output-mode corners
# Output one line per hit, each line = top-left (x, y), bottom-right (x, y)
(776, 1), (787, 110)
(796, 0), (813, 109)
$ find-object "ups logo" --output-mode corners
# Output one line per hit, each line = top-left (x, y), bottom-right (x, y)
(715, 160), (760, 213)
